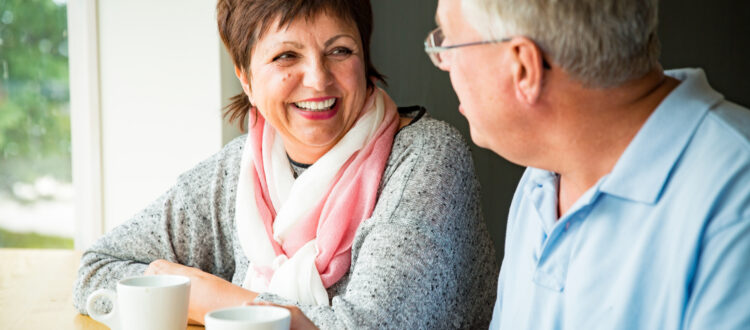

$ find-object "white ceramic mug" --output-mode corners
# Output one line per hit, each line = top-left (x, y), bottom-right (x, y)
(205, 306), (291, 330)
(85, 275), (191, 330)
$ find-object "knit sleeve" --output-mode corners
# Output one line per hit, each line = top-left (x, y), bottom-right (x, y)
(72, 137), (245, 314)
(255, 117), (499, 329)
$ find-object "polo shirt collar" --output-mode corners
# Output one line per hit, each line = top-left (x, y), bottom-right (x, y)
(599, 68), (724, 204)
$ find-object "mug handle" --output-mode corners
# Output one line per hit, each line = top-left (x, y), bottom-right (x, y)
(86, 288), (119, 329)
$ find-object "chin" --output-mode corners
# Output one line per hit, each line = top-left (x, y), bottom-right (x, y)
(296, 132), (340, 149)
(468, 127), (488, 148)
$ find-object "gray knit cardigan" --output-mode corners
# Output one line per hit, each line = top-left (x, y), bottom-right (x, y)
(73, 109), (499, 329)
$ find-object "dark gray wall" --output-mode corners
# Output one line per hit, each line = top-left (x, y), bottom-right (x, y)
(659, 0), (750, 108)
(370, 0), (750, 261)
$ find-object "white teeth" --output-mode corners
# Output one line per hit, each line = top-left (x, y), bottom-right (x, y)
(294, 98), (336, 111)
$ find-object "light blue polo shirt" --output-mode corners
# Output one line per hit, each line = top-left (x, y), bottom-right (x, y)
(490, 68), (750, 329)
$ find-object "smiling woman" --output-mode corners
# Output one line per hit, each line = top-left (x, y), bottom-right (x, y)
(73, 0), (498, 328)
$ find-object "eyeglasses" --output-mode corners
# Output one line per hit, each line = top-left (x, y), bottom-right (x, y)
(424, 27), (510, 67)
(424, 27), (551, 69)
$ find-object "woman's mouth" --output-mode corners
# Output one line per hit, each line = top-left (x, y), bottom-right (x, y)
(292, 97), (339, 120)
(293, 98), (336, 111)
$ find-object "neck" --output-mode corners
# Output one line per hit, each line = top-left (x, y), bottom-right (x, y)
(549, 69), (680, 217)
(284, 143), (329, 165)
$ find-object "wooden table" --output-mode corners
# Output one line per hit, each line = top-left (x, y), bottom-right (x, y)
(0, 248), (203, 330)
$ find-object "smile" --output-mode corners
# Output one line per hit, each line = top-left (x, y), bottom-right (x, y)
(292, 97), (339, 120)
(293, 97), (337, 112)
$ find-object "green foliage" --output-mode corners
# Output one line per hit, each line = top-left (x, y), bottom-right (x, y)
(0, 226), (73, 248)
(0, 0), (71, 191)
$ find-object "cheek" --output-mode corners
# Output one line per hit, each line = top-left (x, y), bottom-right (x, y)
(450, 62), (478, 108)
(252, 68), (297, 105)
(452, 57), (500, 115)
(335, 57), (367, 94)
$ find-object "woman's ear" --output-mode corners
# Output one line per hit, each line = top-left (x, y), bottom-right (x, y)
(510, 37), (544, 105)
(234, 66), (253, 101)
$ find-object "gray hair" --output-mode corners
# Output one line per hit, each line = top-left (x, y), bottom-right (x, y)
(462, 0), (661, 88)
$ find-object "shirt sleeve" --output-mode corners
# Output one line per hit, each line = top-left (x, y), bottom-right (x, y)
(72, 138), (243, 314)
(255, 119), (499, 329)
(683, 215), (750, 329)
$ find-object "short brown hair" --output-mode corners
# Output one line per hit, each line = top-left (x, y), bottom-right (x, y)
(217, 0), (385, 130)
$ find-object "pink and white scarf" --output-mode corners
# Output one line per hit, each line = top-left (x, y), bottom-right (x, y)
(235, 88), (399, 305)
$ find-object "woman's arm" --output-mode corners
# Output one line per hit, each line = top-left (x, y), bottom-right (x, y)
(73, 137), (245, 318)
(144, 259), (256, 324)
(254, 118), (499, 329)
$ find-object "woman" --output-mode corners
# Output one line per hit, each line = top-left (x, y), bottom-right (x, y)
(73, 0), (498, 328)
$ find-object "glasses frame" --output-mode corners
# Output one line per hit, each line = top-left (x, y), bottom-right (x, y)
(424, 27), (510, 67)
(424, 27), (551, 69)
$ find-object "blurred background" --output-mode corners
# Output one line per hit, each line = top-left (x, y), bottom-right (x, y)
(0, 0), (748, 254)
(0, 0), (72, 248)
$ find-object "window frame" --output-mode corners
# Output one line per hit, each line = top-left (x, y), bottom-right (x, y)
(67, 0), (104, 250)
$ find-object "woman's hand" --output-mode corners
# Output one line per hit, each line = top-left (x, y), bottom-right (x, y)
(244, 301), (319, 330)
(145, 259), (258, 325)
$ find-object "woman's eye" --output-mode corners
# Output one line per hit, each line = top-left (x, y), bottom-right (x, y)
(272, 52), (297, 62)
(329, 47), (353, 57)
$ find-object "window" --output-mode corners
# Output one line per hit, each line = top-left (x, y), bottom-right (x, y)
(0, 0), (73, 248)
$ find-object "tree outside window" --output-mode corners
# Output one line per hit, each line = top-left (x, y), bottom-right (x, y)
(0, 0), (73, 248)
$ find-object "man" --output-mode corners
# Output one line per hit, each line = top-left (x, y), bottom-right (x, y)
(426, 0), (750, 328)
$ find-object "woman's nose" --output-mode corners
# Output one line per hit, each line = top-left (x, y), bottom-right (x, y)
(302, 59), (333, 91)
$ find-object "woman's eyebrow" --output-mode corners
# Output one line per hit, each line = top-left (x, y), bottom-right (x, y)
(282, 41), (304, 49)
(276, 35), (353, 50)
(324, 34), (356, 47)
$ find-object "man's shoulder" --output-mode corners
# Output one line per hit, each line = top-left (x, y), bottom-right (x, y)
(685, 99), (750, 173)
(654, 98), (750, 233)
(705, 100), (750, 149)
(647, 69), (750, 202)
(666, 68), (750, 151)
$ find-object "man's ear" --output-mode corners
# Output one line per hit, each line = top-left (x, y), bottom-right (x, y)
(234, 66), (253, 100)
(510, 37), (545, 105)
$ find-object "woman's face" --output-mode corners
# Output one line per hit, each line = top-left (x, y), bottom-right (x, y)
(241, 12), (368, 164)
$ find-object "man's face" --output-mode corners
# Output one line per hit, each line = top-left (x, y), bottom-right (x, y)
(436, 0), (531, 162)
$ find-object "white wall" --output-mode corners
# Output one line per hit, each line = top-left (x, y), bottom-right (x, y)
(95, 0), (240, 231)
